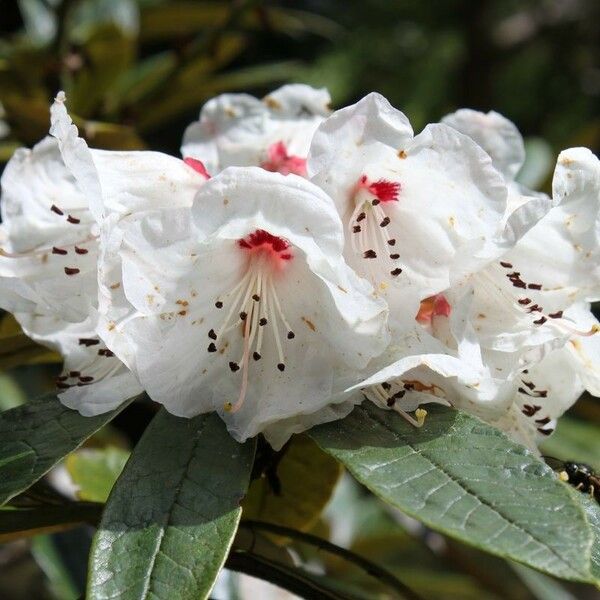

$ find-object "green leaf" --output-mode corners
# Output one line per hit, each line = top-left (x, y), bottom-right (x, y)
(311, 404), (596, 583)
(242, 434), (342, 533)
(576, 491), (600, 581)
(88, 409), (256, 600)
(31, 535), (80, 600)
(0, 394), (133, 506)
(65, 446), (130, 503)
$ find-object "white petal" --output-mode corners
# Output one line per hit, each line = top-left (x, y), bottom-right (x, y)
(181, 86), (330, 174)
(98, 167), (389, 441)
(309, 94), (508, 298)
(442, 109), (525, 179)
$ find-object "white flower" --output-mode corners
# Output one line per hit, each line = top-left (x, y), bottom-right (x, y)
(307, 93), (510, 310)
(370, 147), (600, 447)
(0, 133), (142, 413)
(441, 109), (525, 180)
(441, 108), (554, 243)
(46, 92), (211, 414)
(442, 147), (600, 372)
(181, 84), (331, 177)
(94, 165), (389, 443)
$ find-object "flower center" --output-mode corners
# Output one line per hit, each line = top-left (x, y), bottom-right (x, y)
(260, 141), (307, 177)
(207, 229), (296, 413)
(416, 294), (452, 325)
(349, 175), (403, 285)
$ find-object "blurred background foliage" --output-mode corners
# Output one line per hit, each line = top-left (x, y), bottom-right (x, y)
(1, 1), (599, 598)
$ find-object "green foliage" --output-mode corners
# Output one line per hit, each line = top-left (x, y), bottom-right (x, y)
(311, 403), (600, 584)
(87, 409), (256, 600)
(65, 446), (130, 503)
(0, 393), (133, 505)
(242, 434), (342, 533)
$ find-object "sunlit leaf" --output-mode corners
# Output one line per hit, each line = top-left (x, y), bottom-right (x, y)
(88, 409), (255, 600)
(65, 446), (130, 503)
(311, 404), (597, 583)
(0, 393), (135, 505)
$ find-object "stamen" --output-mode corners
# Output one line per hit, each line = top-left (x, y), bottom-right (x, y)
(51, 204), (64, 215)
(64, 267), (80, 276)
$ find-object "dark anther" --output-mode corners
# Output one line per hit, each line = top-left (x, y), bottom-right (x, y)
(387, 239), (396, 246)
(67, 215), (81, 224)
(390, 253), (400, 259)
(372, 199), (380, 206)
(381, 382), (391, 391)
(75, 246), (88, 255)
(277, 363), (286, 372)
(380, 216), (390, 227)
(79, 376), (94, 383)
(386, 397), (396, 407)
(549, 311), (564, 319)
(259, 317), (268, 326)
(363, 249), (377, 259)
(252, 294), (260, 302)
(56, 382), (71, 389)
(215, 301), (223, 308)
(208, 329), (217, 340)
(69, 371), (81, 377)
(207, 343), (217, 352)
(518, 298), (531, 305)
(240, 311), (247, 321)
(229, 361), (240, 372)
(253, 352), (261, 361)
(356, 212), (366, 222)
(533, 316), (547, 325)
(353, 225), (361, 233)
(390, 268), (402, 276)
(64, 267), (80, 275)
(79, 338), (99, 346)
(535, 416), (551, 425)
(528, 283), (542, 290)
(537, 427), (553, 436)
(51, 204), (64, 215)
(287, 331), (295, 339)
(500, 261), (513, 268)
(52, 246), (68, 255)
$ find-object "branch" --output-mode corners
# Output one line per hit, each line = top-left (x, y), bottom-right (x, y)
(240, 520), (423, 600)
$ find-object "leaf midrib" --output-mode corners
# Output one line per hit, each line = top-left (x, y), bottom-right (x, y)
(345, 409), (590, 579)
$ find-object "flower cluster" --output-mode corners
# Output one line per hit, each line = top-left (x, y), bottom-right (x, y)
(1, 86), (598, 450)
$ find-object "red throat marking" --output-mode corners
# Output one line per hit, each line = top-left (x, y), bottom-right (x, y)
(261, 141), (307, 177)
(184, 157), (211, 179)
(359, 175), (400, 202)
(238, 229), (293, 262)
(416, 294), (452, 324)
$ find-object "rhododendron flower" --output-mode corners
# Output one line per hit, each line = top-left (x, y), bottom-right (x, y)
(367, 147), (600, 448)
(90, 165), (389, 443)
(307, 93), (510, 312)
(0, 134), (142, 412)
(46, 93), (211, 413)
(181, 84), (331, 177)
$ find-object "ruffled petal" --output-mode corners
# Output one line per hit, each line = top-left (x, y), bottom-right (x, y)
(441, 109), (525, 179)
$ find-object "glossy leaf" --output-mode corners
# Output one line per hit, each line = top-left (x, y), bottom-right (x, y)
(242, 434), (342, 533)
(88, 409), (255, 600)
(311, 403), (596, 583)
(0, 394), (133, 505)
